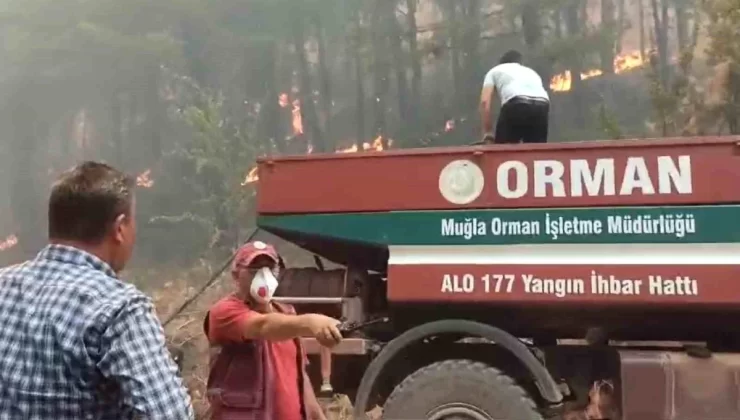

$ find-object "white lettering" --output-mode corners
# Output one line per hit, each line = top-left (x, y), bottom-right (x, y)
(441, 274), (475, 293)
(522, 274), (584, 297)
(491, 156), (692, 199)
(590, 271), (643, 295)
(657, 155), (692, 194)
(482, 274), (516, 293)
(606, 213), (696, 238)
(648, 275), (698, 295)
(441, 218), (487, 239)
(497, 161), (528, 199)
(441, 219), (454, 236)
(442, 274), (453, 292)
(620, 157), (655, 195)
(545, 213), (604, 240)
(461, 274), (475, 292)
(490, 218), (540, 236)
(570, 158), (616, 197)
(534, 160), (565, 198)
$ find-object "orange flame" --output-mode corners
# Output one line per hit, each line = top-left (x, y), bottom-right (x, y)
(279, 93), (290, 108)
(291, 99), (303, 136)
(242, 92), (390, 186)
(136, 169), (154, 188)
(279, 93), (304, 136)
(336, 135), (388, 153)
(242, 136), (392, 185)
(550, 50), (646, 92)
(0, 234), (18, 252)
(240, 92), (305, 185)
(241, 166), (260, 186)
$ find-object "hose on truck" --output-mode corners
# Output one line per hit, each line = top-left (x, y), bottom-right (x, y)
(352, 319), (564, 419)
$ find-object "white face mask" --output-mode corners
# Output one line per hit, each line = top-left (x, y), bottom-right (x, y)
(249, 267), (279, 304)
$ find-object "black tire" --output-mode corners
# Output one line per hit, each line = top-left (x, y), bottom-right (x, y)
(382, 359), (544, 420)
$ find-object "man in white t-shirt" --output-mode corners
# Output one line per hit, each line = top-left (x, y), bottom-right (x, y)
(479, 50), (550, 144)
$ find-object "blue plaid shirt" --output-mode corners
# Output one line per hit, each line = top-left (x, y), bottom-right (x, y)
(0, 244), (194, 419)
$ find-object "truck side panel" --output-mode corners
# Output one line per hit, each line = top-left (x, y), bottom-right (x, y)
(257, 137), (740, 214)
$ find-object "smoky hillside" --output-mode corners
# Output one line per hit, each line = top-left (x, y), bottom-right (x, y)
(2, 0), (740, 267)
(2, 0), (739, 417)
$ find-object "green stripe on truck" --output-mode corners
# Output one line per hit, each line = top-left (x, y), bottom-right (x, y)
(257, 205), (740, 246)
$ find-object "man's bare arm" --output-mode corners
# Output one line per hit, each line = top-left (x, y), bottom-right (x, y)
(480, 85), (495, 136)
(242, 312), (342, 347)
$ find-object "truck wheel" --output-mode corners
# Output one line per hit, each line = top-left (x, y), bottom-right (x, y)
(382, 359), (543, 420)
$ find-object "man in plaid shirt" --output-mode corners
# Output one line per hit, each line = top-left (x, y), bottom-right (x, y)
(0, 162), (193, 419)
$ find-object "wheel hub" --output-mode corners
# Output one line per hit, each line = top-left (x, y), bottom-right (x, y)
(427, 403), (495, 420)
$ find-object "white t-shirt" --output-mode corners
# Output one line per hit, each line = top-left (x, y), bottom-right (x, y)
(482, 63), (549, 105)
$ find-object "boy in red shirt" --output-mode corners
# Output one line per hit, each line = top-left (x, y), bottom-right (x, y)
(206, 241), (342, 420)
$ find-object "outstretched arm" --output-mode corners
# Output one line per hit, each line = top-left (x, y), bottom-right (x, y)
(97, 296), (194, 419)
(208, 299), (342, 347)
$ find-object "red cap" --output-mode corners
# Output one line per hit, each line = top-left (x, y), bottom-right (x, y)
(232, 241), (279, 273)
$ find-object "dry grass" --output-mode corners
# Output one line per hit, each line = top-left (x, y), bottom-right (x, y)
(323, 395), (354, 420)
(322, 395), (382, 420)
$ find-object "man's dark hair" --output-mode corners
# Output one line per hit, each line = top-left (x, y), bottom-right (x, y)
(500, 49), (523, 64)
(48, 161), (135, 244)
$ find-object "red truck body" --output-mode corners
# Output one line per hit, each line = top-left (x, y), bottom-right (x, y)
(257, 137), (740, 420)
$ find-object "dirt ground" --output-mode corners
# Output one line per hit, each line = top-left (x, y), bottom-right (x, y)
(322, 395), (353, 420)
(322, 395), (383, 420)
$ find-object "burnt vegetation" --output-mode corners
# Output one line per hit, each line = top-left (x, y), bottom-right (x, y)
(1, 0), (739, 417)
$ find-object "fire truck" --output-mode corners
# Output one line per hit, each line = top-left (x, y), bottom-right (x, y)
(257, 136), (740, 419)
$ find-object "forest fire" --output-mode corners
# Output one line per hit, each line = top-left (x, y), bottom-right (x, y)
(0, 234), (18, 252)
(280, 93), (304, 136)
(242, 136), (390, 185)
(336, 135), (387, 153)
(291, 100), (303, 135)
(241, 91), (392, 186)
(136, 169), (154, 188)
(241, 166), (259, 186)
(279, 93), (290, 108)
(550, 50), (646, 92)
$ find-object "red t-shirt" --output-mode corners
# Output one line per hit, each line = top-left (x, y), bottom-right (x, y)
(208, 295), (304, 420)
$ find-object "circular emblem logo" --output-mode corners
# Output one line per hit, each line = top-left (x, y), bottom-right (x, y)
(252, 241), (267, 250)
(438, 160), (485, 205)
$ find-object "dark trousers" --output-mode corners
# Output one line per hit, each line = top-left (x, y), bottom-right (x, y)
(494, 96), (549, 144)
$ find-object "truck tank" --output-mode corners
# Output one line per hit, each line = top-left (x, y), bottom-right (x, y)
(256, 136), (740, 342)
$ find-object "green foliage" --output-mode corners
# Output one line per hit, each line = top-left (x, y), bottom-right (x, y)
(703, 0), (740, 64)
(162, 71), (257, 252)
(140, 213), (216, 263)
(645, 15), (704, 137)
(702, 0), (740, 134)
(597, 101), (624, 139)
(1, 0), (727, 265)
